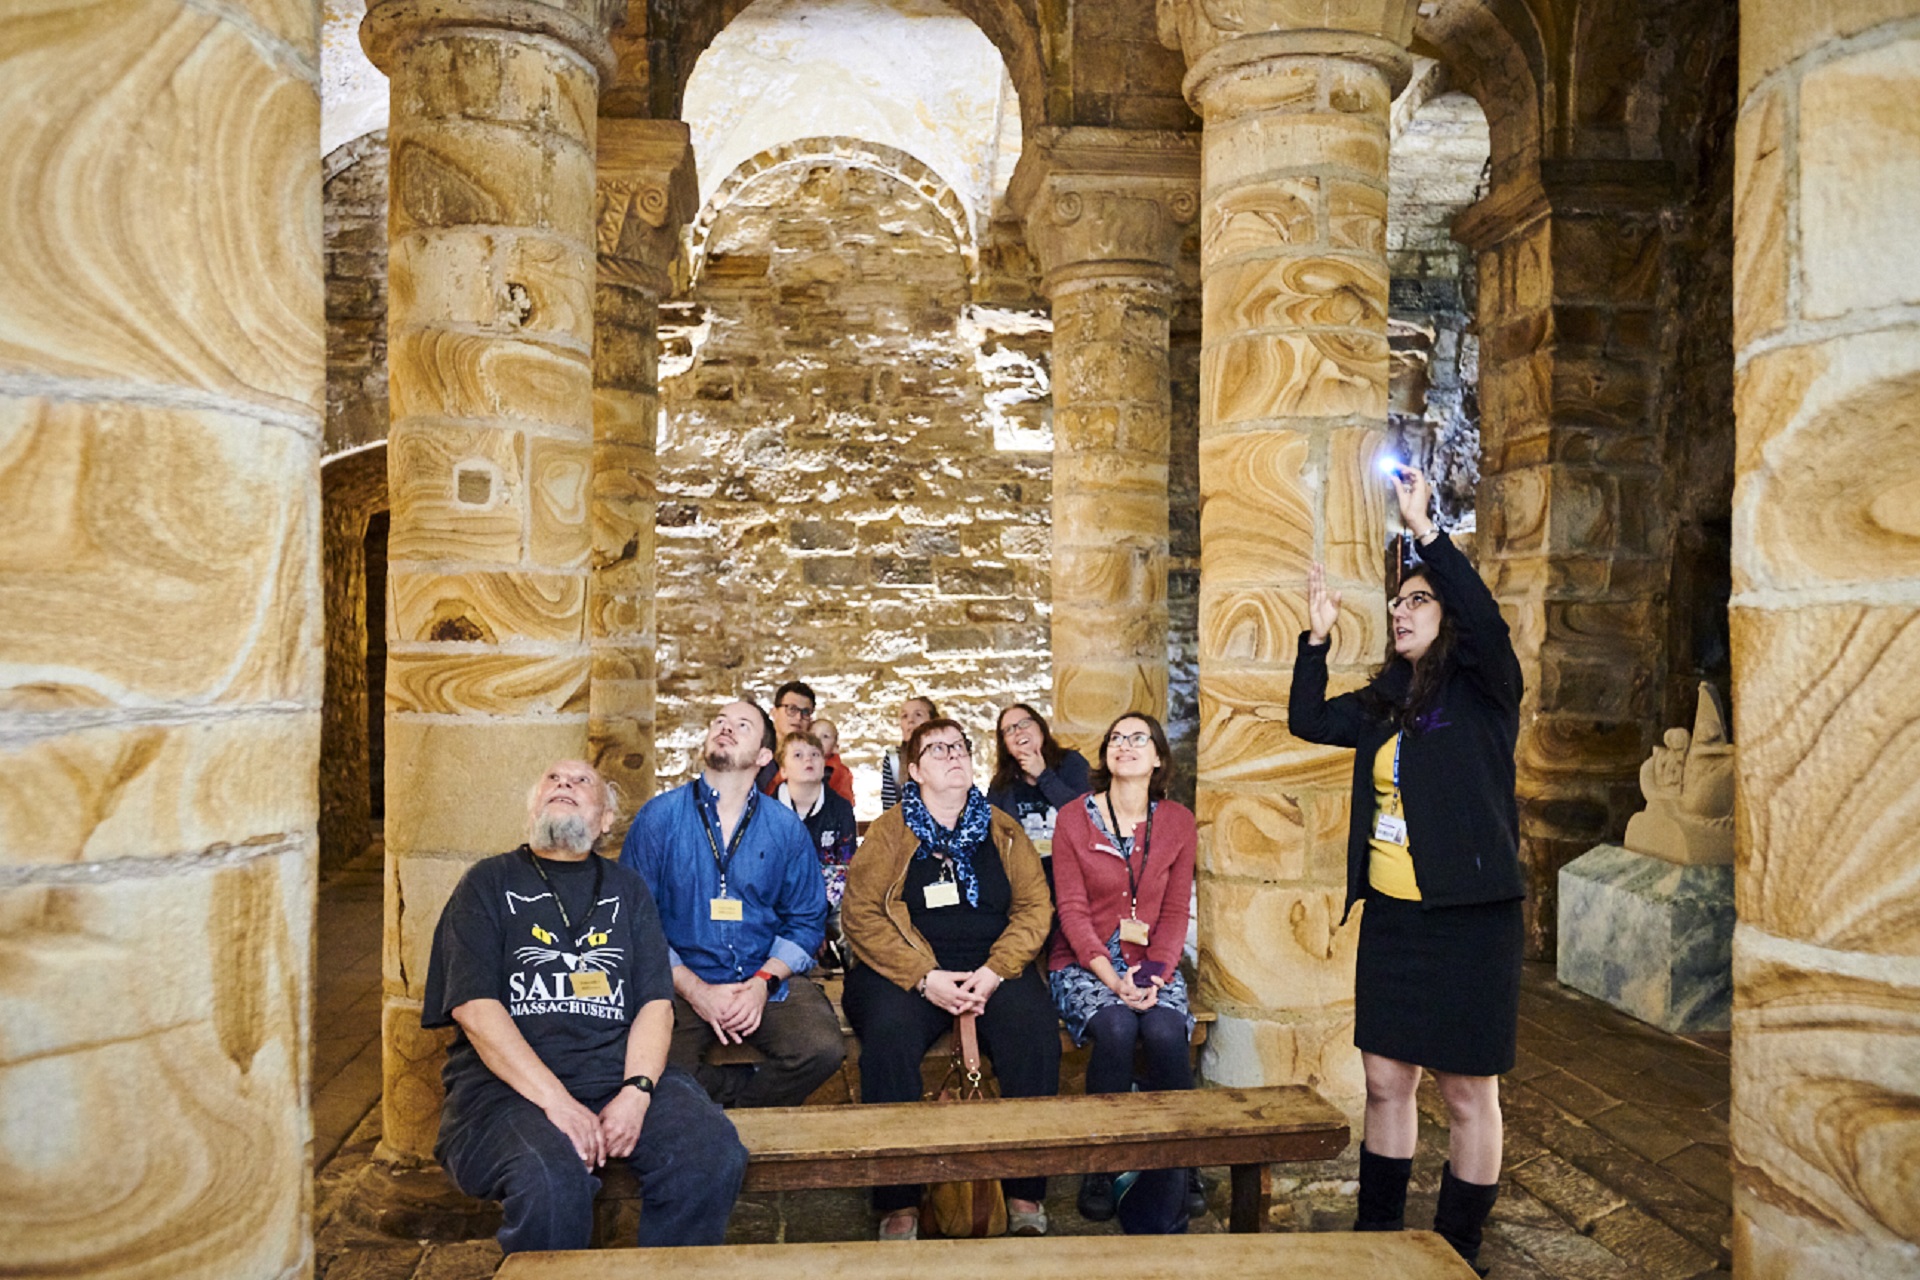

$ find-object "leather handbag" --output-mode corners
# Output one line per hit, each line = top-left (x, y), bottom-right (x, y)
(919, 1012), (1008, 1237)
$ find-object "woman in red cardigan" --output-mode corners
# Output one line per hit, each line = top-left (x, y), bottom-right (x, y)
(1047, 710), (1197, 1222)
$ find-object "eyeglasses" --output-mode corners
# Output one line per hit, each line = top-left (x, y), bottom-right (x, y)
(918, 738), (973, 761)
(1107, 731), (1153, 749)
(1000, 716), (1038, 738)
(775, 701), (814, 717)
(1387, 590), (1438, 614)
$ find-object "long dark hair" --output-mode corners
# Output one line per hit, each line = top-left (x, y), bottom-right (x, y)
(990, 703), (1066, 792)
(1088, 711), (1174, 801)
(1362, 572), (1459, 733)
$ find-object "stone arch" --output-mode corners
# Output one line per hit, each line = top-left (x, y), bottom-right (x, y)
(688, 136), (976, 283)
(1415, 0), (1555, 188)
(643, 0), (1046, 138)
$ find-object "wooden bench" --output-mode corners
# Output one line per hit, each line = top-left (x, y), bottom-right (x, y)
(500, 1230), (1480, 1278)
(730, 1085), (1347, 1233)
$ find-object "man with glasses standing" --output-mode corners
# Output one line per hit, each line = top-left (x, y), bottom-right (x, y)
(620, 699), (846, 1108)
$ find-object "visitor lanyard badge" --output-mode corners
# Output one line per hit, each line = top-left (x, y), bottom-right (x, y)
(1118, 916), (1150, 945)
(571, 970), (613, 999)
(709, 895), (744, 922)
(1374, 812), (1408, 845)
(923, 861), (961, 909)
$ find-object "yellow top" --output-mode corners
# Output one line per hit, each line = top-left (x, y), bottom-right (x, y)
(1367, 734), (1421, 901)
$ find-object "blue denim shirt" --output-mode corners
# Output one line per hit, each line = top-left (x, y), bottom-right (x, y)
(619, 776), (825, 996)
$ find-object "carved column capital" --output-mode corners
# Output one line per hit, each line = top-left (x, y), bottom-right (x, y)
(1155, 0), (1418, 111)
(596, 119), (699, 300)
(362, 0), (624, 82)
(1008, 128), (1200, 294)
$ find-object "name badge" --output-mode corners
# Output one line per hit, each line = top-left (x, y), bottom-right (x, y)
(571, 970), (612, 999)
(1118, 917), (1150, 946)
(709, 897), (744, 922)
(1374, 813), (1409, 845)
(923, 880), (961, 909)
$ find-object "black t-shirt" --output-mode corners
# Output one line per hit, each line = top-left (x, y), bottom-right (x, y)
(904, 837), (1013, 971)
(422, 847), (674, 1113)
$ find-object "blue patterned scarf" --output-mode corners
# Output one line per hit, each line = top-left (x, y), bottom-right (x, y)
(900, 781), (994, 908)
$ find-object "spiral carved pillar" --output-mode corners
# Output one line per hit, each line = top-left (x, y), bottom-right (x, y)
(362, 0), (618, 1159)
(1012, 128), (1198, 753)
(1159, 0), (1416, 1113)
(591, 121), (696, 830)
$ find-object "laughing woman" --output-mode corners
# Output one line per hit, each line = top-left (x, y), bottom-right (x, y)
(1288, 466), (1524, 1275)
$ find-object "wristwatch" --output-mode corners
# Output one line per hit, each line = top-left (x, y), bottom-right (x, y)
(621, 1074), (655, 1095)
(753, 968), (780, 991)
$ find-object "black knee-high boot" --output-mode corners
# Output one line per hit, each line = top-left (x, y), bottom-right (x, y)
(1434, 1162), (1500, 1273)
(1353, 1147), (1413, 1231)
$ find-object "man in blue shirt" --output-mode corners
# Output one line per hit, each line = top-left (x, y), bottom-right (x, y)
(620, 699), (846, 1107)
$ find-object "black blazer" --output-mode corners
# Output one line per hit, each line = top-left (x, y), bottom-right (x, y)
(1288, 532), (1526, 921)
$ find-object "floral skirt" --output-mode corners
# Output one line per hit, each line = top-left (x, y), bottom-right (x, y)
(1048, 929), (1193, 1046)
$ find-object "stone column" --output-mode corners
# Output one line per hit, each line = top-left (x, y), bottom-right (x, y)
(1730, 1), (1920, 1270)
(591, 121), (696, 826)
(363, 0), (618, 1159)
(1452, 163), (1675, 958)
(1011, 128), (1199, 750)
(1159, 2), (1415, 1114)
(0, 0), (322, 1270)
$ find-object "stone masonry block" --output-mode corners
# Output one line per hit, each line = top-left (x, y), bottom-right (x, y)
(1205, 113), (1386, 196)
(388, 329), (592, 433)
(390, 570), (587, 645)
(1196, 787), (1310, 882)
(0, 714), (318, 866)
(1197, 881), (1357, 1012)
(1201, 178), (1319, 261)
(389, 119), (595, 238)
(1730, 925), (1920, 1260)
(1199, 430), (1313, 583)
(0, 849), (312, 1277)
(383, 718), (589, 859)
(1197, 674), (1351, 787)
(1202, 331), (1388, 424)
(0, 398), (320, 707)
(386, 424), (525, 564)
(1203, 254), (1388, 333)
(385, 650), (589, 717)
(1733, 86), (1788, 349)
(1200, 1008), (1363, 1117)
(1732, 604), (1920, 956)
(0, 5), (321, 410)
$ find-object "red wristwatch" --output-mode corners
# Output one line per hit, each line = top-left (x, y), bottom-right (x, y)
(753, 969), (779, 990)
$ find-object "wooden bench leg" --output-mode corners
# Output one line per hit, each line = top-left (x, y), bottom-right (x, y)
(1228, 1162), (1271, 1233)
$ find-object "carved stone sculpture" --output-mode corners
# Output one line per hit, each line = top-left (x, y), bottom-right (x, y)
(1623, 683), (1735, 866)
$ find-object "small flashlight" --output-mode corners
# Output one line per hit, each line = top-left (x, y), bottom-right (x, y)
(1377, 456), (1406, 479)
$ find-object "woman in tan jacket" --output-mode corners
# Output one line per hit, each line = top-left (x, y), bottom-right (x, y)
(841, 716), (1060, 1241)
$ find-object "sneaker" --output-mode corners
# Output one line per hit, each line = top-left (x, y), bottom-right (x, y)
(1186, 1168), (1210, 1220)
(1007, 1204), (1048, 1236)
(1077, 1172), (1116, 1222)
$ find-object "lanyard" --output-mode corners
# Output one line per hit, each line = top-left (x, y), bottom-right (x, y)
(699, 787), (758, 898)
(524, 847), (605, 935)
(1101, 795), (1155, 918)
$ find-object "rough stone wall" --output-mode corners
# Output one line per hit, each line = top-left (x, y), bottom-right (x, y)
(656, 149), (1053, 811)
(324, 132), (390, 457)
(1653, 12), (1738, 730)
(0, 0), (324, 1271)
(1730, 1), (1920, 1271)
(321, 448), (389, 877)
(1165, 301), (1201, 806)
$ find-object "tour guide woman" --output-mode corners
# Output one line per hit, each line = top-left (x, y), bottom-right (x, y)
(841, 717), (1060, 1241)
(1288, 466), (1524, 1274)
(1047, 711), (1196, 1222)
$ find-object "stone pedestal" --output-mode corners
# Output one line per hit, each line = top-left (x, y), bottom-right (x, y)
(1557, 844), (1733, 1033)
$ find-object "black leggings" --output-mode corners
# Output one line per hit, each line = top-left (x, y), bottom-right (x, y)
(1083, 1003), (1193, 1095)
(844, 963), (1061, 1213)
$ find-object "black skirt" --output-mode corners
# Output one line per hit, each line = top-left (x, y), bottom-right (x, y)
(1354, 892), (1524, 1076)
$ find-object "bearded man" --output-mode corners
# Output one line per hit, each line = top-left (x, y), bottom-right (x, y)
(421, 760), (746, 1254)
(619, 700), (845, 1107)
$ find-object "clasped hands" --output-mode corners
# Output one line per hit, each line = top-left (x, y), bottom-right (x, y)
(683, 974), (770, 1044)
(545, 1084), (651, 1169)
(921, 965), (1004, 1015)
(1111, 965), (1165, 1011)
